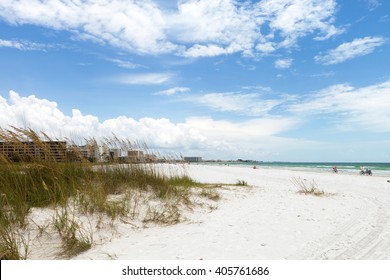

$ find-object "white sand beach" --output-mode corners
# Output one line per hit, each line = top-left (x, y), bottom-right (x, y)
(69, 164), (390, 260)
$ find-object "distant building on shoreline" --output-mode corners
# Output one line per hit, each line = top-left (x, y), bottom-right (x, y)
(0, 141), (67, 162)
(0, 140), (162, 163)
(127, 150), (144, 162)
(184, 157), (202, 162)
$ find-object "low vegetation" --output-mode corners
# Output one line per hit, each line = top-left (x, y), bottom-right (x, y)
(199, 185), (221, 201)
(0, 127), (218, 259)
(291, 177), (327, 197)
(235, 180), (248, 186)
(53, 206), (93, 258)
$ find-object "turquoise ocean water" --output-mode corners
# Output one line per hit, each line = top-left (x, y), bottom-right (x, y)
(201, 162), (390, 177)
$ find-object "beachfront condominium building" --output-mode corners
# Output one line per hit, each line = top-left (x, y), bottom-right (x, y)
(0, 141), (67, 162)
(74, 145), (108, 162)
(145, 154), (158, 162)
(127, 150), (145, 162)
(184, 157), (202, 162)
(109, 148), (121, 160)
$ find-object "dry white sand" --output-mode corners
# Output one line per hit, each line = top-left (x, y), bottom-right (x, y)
(71, 164), (390, 260)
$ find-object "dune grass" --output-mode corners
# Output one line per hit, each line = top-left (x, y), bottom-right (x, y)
(53, 206), (93, 258)
(0, 127), (211, 259)
(199, 187), (221, 201)
(235, 179), (248, 186)
(292, 177), (326, 196)
(0, 224), (29, 260)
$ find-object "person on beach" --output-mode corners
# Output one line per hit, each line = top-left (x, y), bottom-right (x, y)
(333, 166), (338, 173)
(360, 166), (372, 175)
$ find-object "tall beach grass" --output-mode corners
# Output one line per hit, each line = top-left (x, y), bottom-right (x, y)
(0, 127), (205, 259)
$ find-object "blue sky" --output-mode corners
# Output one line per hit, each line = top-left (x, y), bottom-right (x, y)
(0, 0), (389, 162)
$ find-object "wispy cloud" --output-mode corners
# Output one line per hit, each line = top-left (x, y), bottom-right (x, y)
(105, 58), (143, 69)
(0, 38), (48, 51)
(241, 85), (272, 92)
(274, 58), (293, 69)
(288, 80), (390, 132)
(155, 87), (190, 96)
(116, 73), (172, 85)
(379, 15), (389, 23)
(180, 44), (237, 58)
(0, 0), (342, 58)
(186, 116), (297, 139)
(310, 71), (335, 78)
(195, 92), (282, 117)
(315, 36), (386, 65)
(365, 0), (381, 11)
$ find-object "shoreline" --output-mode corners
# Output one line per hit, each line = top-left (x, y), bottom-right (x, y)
(190, 162), (390, 177)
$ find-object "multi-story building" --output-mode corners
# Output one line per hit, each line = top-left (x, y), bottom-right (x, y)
(0, 141), (159, 163)
(184, 157), (202, 162)
(109, 148), (121, 160)
(127, 150), (144, 162)
(0, 141), (67, 162)
(145, 154), (158, 162)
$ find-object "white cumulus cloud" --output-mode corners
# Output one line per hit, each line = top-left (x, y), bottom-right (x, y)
(0, 90), (207, 150)
(0, 0), (342, 58)
(0, 0), (175, 55)
(257, 0), (342, 47)
(0, 90), (300, 159)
